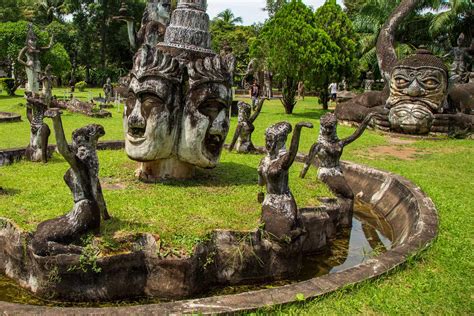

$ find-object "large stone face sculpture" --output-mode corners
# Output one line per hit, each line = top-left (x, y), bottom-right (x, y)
(124, 0), (232, 181)
(258, 121), (313, 239)
(32, 109), (110, 256)
(335, 0), (473, 137)
(385, 49), (449, 134)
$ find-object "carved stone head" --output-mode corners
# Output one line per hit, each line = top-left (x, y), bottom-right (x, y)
(178, 56), (231, 168)
(237, 101), (251, 123)
(265, 122), (292, 156)
(124, 46), (181, 162)
(319, 113), (338, 140)
(386, 49), (448, 134)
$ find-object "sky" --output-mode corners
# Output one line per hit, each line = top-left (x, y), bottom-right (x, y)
(207, 0), (345, 25)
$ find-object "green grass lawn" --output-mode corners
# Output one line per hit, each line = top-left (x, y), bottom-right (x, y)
(0, 88), (473, 314)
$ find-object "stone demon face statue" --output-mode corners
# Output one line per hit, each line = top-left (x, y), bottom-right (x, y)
(124, 46), (231, 176)
(178, 56), (231, 168)
(386, 49), (448, 134)
(124, 47), (181, 161)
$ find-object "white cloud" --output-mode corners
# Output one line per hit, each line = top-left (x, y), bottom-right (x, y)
(207, 0), (344, 25)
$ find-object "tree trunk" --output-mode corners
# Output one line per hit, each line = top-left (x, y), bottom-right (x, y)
(320, 79), (330, 110)
(100, 0), (109, 70)
(280, 76), (297, 114)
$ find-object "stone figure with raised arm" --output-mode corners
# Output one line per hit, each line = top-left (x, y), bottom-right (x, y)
(258, 121), (313, 239)
(300, 113), (378, 226)
(17, 23), (54, 94)
(32, 108), (110, 256)
(114, 0), (171, 50)
(444, 33), (472, 83)
(39, 64), (54, 107)
(228, 98), (265, 153)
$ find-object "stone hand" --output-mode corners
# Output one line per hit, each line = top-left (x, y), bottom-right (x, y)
(44, 109), (62, 118)
(296, 122), (314, 129)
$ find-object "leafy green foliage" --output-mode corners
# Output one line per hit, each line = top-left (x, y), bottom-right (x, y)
(75, 80), (87, 91)
(314, 0), (358, 109)
(0, 78), (16, 96)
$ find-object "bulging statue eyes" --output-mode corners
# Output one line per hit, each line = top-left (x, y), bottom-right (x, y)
(412, 110), (429, 119)
(395, 77), (409, 85)
(394, 110), (409, 117)
(423, 79), (439, 87)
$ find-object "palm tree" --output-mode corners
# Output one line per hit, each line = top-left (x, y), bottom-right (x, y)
(35, 0), (65, 23)
(429, 0), (473, 38)
(215, 9), (243, 27)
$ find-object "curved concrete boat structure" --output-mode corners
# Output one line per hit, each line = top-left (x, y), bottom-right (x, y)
(0, 145), (438, 314)
(0, 112), (21, 123)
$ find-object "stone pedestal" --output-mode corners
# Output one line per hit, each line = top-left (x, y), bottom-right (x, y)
(136, 158), (195, 181)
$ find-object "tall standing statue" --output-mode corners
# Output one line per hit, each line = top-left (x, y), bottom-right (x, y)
(103, 77), (114, 101)
(124, 0), (232, 181)
(300, 113), (378, 227)
(18, 24), (53, 162)
(258, 121), (313, 239)
(32, 109), (110, 256)
(445, 33), (472, 84)
(25, 94), (51, 163)
(364, 71), (375, 92)
(17, 23), (54, 94)
(114, 0), (171, 50)
(228, 99), (265, 153)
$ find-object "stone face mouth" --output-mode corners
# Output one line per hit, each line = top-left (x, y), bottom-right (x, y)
(128, 127), (146, 140)
(205, 134), (224, 157)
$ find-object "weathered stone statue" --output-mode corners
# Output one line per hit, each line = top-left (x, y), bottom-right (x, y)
(103, 77), (113, 101)
(364, 71), (375, 92)
(263, 69), (273, 98)
(258, 121), (313, 239)
(221, 44), (236, 83)
(124, 0), (232, 181)
(228, 99), (265, 153)
(32, 109), (110, 256)
(39, 64), (53, 107)
(300, 113), (377, 227)
(446, 33), (472, 84)
(115, 0), (171, 50)
(25, 94), (51, 163)
(17, 23), (54, 94)
(335, 0), (473, 137)
(243, 58), (264, 90)
(385, 49), (449, 134)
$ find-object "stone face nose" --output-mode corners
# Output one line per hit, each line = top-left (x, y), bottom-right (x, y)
(128, 100), (146, 128)
(208, 110), (228, 136)
(407, 81), (422, 97)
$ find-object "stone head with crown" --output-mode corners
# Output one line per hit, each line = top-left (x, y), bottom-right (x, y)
(124, 0), (231, 181)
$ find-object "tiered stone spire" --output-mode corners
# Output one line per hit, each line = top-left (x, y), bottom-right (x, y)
(159, 0), (214, 55)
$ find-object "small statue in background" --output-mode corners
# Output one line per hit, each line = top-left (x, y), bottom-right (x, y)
(364, 71), (375, 92)
(228, 98), (265, 153)
(25, 93), (50, 163)
(300, 113), (378, 227)
(39, 64), (53, 107)
(103, 77), (114, 102)
(17, 23), (54, 94)
(114, 0), (171, 50)
(446, 33), (472, 83)
(32, 109), (110, 256)
(258, 121), (313, 239)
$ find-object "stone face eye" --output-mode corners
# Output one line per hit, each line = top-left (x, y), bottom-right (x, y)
(423, 78), (439, 88)
(395, 77), (408, 86)
(199, 101), (225, 122)
(412, 110), (429, 120)
(125, 92), (137, 116)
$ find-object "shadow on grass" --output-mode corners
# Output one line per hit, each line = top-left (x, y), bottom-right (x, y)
(290, 109), (331, 120)
(163, 161), (258, 188)
(0, 95), (23, 100)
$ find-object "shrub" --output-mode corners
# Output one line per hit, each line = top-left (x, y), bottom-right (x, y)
(0, 78), (16, 96)
(75, 81), (87, 92)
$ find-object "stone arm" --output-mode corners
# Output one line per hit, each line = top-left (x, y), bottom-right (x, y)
(341, 112), (376, 147)
(228, 124), (243, 152)
(45, 109), (77, 168)
(17, 47), (28, 67)
(249, 98), (266, 123)
(300, 142), (320, 179)
(282, 122), (313, 170)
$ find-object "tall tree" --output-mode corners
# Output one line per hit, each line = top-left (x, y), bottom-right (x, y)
(314, 0), (358, 109)
(264, 0), (289, 17)
(215, 9), (243, 27)
(252, 0), (338, 114)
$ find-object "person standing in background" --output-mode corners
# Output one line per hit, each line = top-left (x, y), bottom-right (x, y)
(250, 79), (260, 111)
(328, 82), (338, 103)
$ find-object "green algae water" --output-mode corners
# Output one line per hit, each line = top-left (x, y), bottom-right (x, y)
(0, 199), (392, 307)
